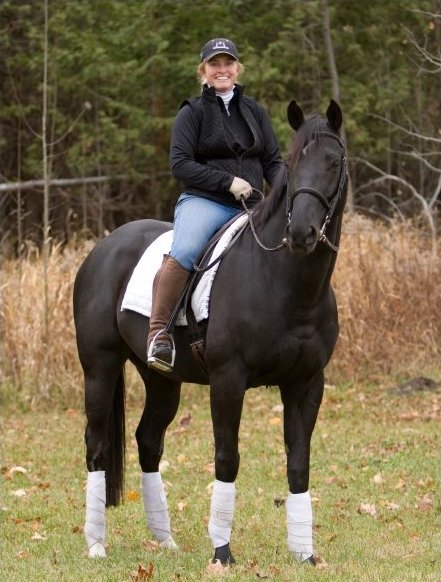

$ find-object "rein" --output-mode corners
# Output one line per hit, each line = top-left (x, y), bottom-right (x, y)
(244, 131), (347, 254)
(241, 190), (287, 252)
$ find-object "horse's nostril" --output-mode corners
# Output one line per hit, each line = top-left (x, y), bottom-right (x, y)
(305, 226), (317, 244)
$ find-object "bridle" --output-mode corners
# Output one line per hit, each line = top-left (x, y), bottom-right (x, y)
(287, 131), (348, 252)
(243, 130), (348, 253)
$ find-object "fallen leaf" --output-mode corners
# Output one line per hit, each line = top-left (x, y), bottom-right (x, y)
(143, 539), (159, 551)
(245, 558), (257, 569)
(15, 550), (30, 559)
(206, 559), (229, 576)
(358, 503), (377, 516)
(417, 494), (433, 511)
(7, 466), (28, 478)
(11, 489), (27, 497)
(385, 502), (400, 511)
(130, 563), (154, 581)
(372, 473), (383, 484)
(177, 502), (186, 511)
(273, 497), (285, 507)
(72, 524), (83, 533)
(418, 477), (436, 489)
(179, 413), (192, 427)
(127, 490), (141, 502)
(315, 555), (329, 570)
(324, 476), (339, 484)
(397, 410), (420, 421)
(31, 532), (47, 541)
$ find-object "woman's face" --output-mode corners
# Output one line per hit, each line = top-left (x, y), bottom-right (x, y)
(203, 54), (240, 92)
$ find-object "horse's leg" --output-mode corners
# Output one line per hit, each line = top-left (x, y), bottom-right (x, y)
(279, 371), (324, 566)
(135, 367), (181, 549)
(208, 370), (246, 565)
(83, 351), (126, 558)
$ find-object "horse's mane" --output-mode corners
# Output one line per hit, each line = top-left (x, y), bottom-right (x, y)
(254, 114), (331, 224)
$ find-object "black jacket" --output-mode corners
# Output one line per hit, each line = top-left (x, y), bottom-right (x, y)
(170, 84), (283, 208)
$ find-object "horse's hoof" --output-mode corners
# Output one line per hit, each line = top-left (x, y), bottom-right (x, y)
(213, 543), (236, 565)
(88, 542), (106, 558)
(302, 555), (316, 566)
(159, 535), (178, 550)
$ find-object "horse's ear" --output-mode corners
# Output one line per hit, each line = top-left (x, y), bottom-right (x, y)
(287, 100), (305, 131)
(326, 99), (343, 132)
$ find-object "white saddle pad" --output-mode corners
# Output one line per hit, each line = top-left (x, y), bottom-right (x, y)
(121, 213), (248, 326)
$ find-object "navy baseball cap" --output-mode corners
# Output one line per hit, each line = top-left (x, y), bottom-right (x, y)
(200, 38), (240, 62)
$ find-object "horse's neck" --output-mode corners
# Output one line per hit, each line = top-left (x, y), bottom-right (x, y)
(288, 250), (336, 305)
(270, 211), (342, 305)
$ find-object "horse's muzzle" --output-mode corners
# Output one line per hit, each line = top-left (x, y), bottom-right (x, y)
(286, 225), (318, 255)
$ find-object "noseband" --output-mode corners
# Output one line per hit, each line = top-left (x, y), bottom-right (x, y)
(285, 131), (348, 252)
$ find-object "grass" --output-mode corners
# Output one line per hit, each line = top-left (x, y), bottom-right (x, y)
(2, 377), (440, 581)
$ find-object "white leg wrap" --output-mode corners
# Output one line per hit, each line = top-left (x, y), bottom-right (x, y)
(208, 480), (236, 548)
(141, 472), (177, 549)
(84, 471), (106, 557)
(286, 491), (313, 562)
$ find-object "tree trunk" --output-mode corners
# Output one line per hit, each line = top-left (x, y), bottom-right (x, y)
(322, 0), (354, 212)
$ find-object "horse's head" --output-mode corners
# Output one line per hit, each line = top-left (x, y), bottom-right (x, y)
(284, 100), (347, 255)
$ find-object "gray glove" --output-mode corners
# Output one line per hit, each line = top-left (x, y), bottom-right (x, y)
(229, 177), (253, 201)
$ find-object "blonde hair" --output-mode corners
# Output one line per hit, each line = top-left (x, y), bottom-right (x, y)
(196, 61), (245, 87)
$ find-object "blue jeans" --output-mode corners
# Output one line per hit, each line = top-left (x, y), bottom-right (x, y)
(170, 193), (241, 271)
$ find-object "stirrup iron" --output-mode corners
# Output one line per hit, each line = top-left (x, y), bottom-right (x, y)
(147, 330), (176, 372)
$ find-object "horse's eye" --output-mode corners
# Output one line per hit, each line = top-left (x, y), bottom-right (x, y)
(331, 159), (341, 169)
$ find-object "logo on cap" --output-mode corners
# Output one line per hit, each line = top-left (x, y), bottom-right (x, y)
(212, 40), (230, 50)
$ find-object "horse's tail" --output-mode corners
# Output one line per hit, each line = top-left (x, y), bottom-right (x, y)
(106, 368), (126, 507)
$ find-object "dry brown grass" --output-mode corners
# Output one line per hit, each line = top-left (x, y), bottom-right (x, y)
(1, 216), (440, 409)
(331, 214), (440, 383)
(0, 242), (91, 409)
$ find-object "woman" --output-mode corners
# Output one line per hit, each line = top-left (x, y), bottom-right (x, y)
(147, 37), (284, 372)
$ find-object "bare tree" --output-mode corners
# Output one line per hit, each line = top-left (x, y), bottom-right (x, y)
(352, 7), (440, 253)
(41, 0), (50, 398)
(321, 0), (354, 212)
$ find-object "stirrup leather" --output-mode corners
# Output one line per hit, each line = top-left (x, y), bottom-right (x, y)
(147, 330), (176, 372)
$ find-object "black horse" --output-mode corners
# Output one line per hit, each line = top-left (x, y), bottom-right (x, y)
(73, 100), (347, 564)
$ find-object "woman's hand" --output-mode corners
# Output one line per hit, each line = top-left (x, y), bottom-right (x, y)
(229, 177), (253, 200)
